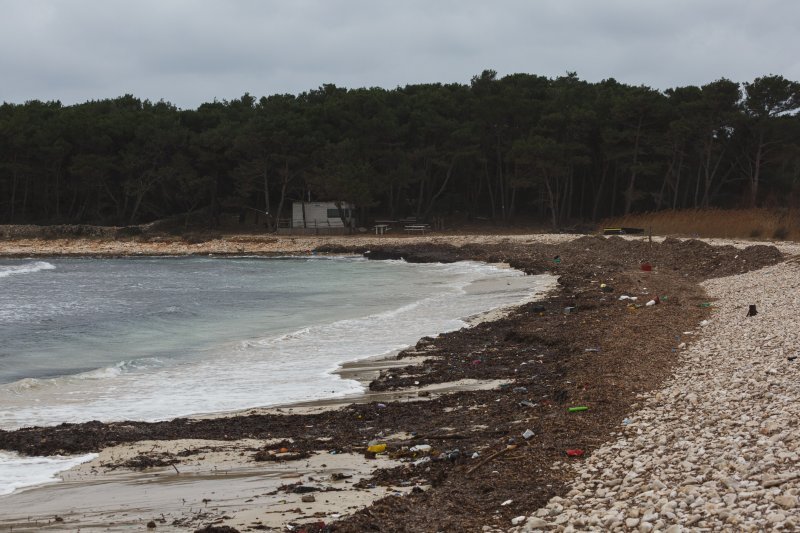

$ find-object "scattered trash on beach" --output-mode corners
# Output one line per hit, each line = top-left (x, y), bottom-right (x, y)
(522, 429), (535, 440)
(367, 442), (387, 454)
(600, 283), (613, 293)
(747, 304), (758, 317)
(512, 386), (528, 393)
(585, 347), (600, 352)
(568, 406), (589, 413)
(519, 400), (537, 408)
(640, 262), (652, 272)
(565, 449), (585, 457)
(699, 302), (712, 308)
(564, 306), (576, 314)
(553, 255), (561, 264)
(619, 295), (637, 301)
(501, 499), (513, 506)
(409, 444), (431, 453)
(443, 449), (461, 461)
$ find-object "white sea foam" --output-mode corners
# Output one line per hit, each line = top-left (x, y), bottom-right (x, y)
(0, 261), (55, 279)
(0, 260), (554, 431)
(0, 451), (97, 496)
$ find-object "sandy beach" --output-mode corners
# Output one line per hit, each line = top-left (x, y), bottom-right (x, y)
(0, 231), (797, 531)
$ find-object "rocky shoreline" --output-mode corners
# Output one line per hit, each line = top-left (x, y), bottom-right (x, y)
(0, 234), (790, 532)
(512, 259), (800, 532)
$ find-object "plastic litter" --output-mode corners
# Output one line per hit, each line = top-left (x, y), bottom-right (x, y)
(472, 452), (480, 459)
(519, 400), (537, 408)
(409, 444), (431, 453)
(568, 406), (589, 412)
(553, 255), (561, 264)
(699, 302), (712, 308)
(564, 306), (576, 314)
(512, 386), (528, 393)
(444, 449), (461, 461)
(646, 299), (656, 307)
(600, 283), (613, 293)
(522, 429), (535, 440)
(376, 403), (387, 409)
(566, 449), (585, 457)
(640, 262), (652, 272)
(747, 304), (758, 317)
(619, 295), (637, 301)
(367, 443), (387, 454)
(501, 499), (513, 506)
(622, 418), (631, 425)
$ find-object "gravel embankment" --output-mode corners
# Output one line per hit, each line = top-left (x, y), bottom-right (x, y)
(511, 259), (800, 532)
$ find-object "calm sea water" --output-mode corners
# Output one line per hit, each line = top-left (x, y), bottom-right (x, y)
(0, 255), (552, 495)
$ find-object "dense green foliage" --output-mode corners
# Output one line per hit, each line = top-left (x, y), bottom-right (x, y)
(1, 71), (799, 228)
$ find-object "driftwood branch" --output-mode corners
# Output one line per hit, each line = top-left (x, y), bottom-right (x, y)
(467, 445), (517, 475)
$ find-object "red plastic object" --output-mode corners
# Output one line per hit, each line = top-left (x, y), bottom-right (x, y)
(566, 449), (585, 457)
(640, 262), (652, 272)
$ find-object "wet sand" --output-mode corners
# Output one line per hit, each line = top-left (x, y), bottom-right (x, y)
(0, 440), (407, 532)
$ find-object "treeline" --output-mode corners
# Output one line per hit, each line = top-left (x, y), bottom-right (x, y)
(1, 71), (799, 229)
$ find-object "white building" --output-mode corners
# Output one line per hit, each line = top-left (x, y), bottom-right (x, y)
(290, 201), (354, 231)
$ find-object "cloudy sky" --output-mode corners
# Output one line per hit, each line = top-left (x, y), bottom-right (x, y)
(1, 0), (798, 109)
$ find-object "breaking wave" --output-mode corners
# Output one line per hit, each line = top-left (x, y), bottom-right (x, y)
(0, 261), (56, 279)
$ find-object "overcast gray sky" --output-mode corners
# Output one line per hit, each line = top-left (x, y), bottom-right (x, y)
(1, 0), (798, 109)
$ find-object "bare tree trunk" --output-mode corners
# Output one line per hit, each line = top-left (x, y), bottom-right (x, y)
(263, 167), (272, 231)
(672, 152), (684, 210)
(9, 154), (18, 223)
(544, 174), (558, 228)
(592, 161), (609, 222)
(484, 160), (496, 220)
(424, 159), (456, 218)
(749, 131), (764, 208)
(276, 178), (288, 229)
(623, 116), (643, 215)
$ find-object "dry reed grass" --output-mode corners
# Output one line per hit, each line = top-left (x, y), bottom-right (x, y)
(601, 209), (800, 241)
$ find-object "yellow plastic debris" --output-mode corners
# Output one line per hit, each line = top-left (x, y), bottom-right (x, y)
(367, 443), (387, 453)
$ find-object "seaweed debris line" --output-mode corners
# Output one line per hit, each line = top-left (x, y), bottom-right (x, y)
(0, 235), (787, 532)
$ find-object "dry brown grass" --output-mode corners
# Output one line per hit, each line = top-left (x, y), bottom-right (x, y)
(601, 208), (800, 241)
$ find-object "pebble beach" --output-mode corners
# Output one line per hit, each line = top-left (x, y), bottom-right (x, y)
(514, 259), (800, 532)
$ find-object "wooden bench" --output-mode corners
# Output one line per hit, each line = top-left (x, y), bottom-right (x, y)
(404, 224), (430, 234)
